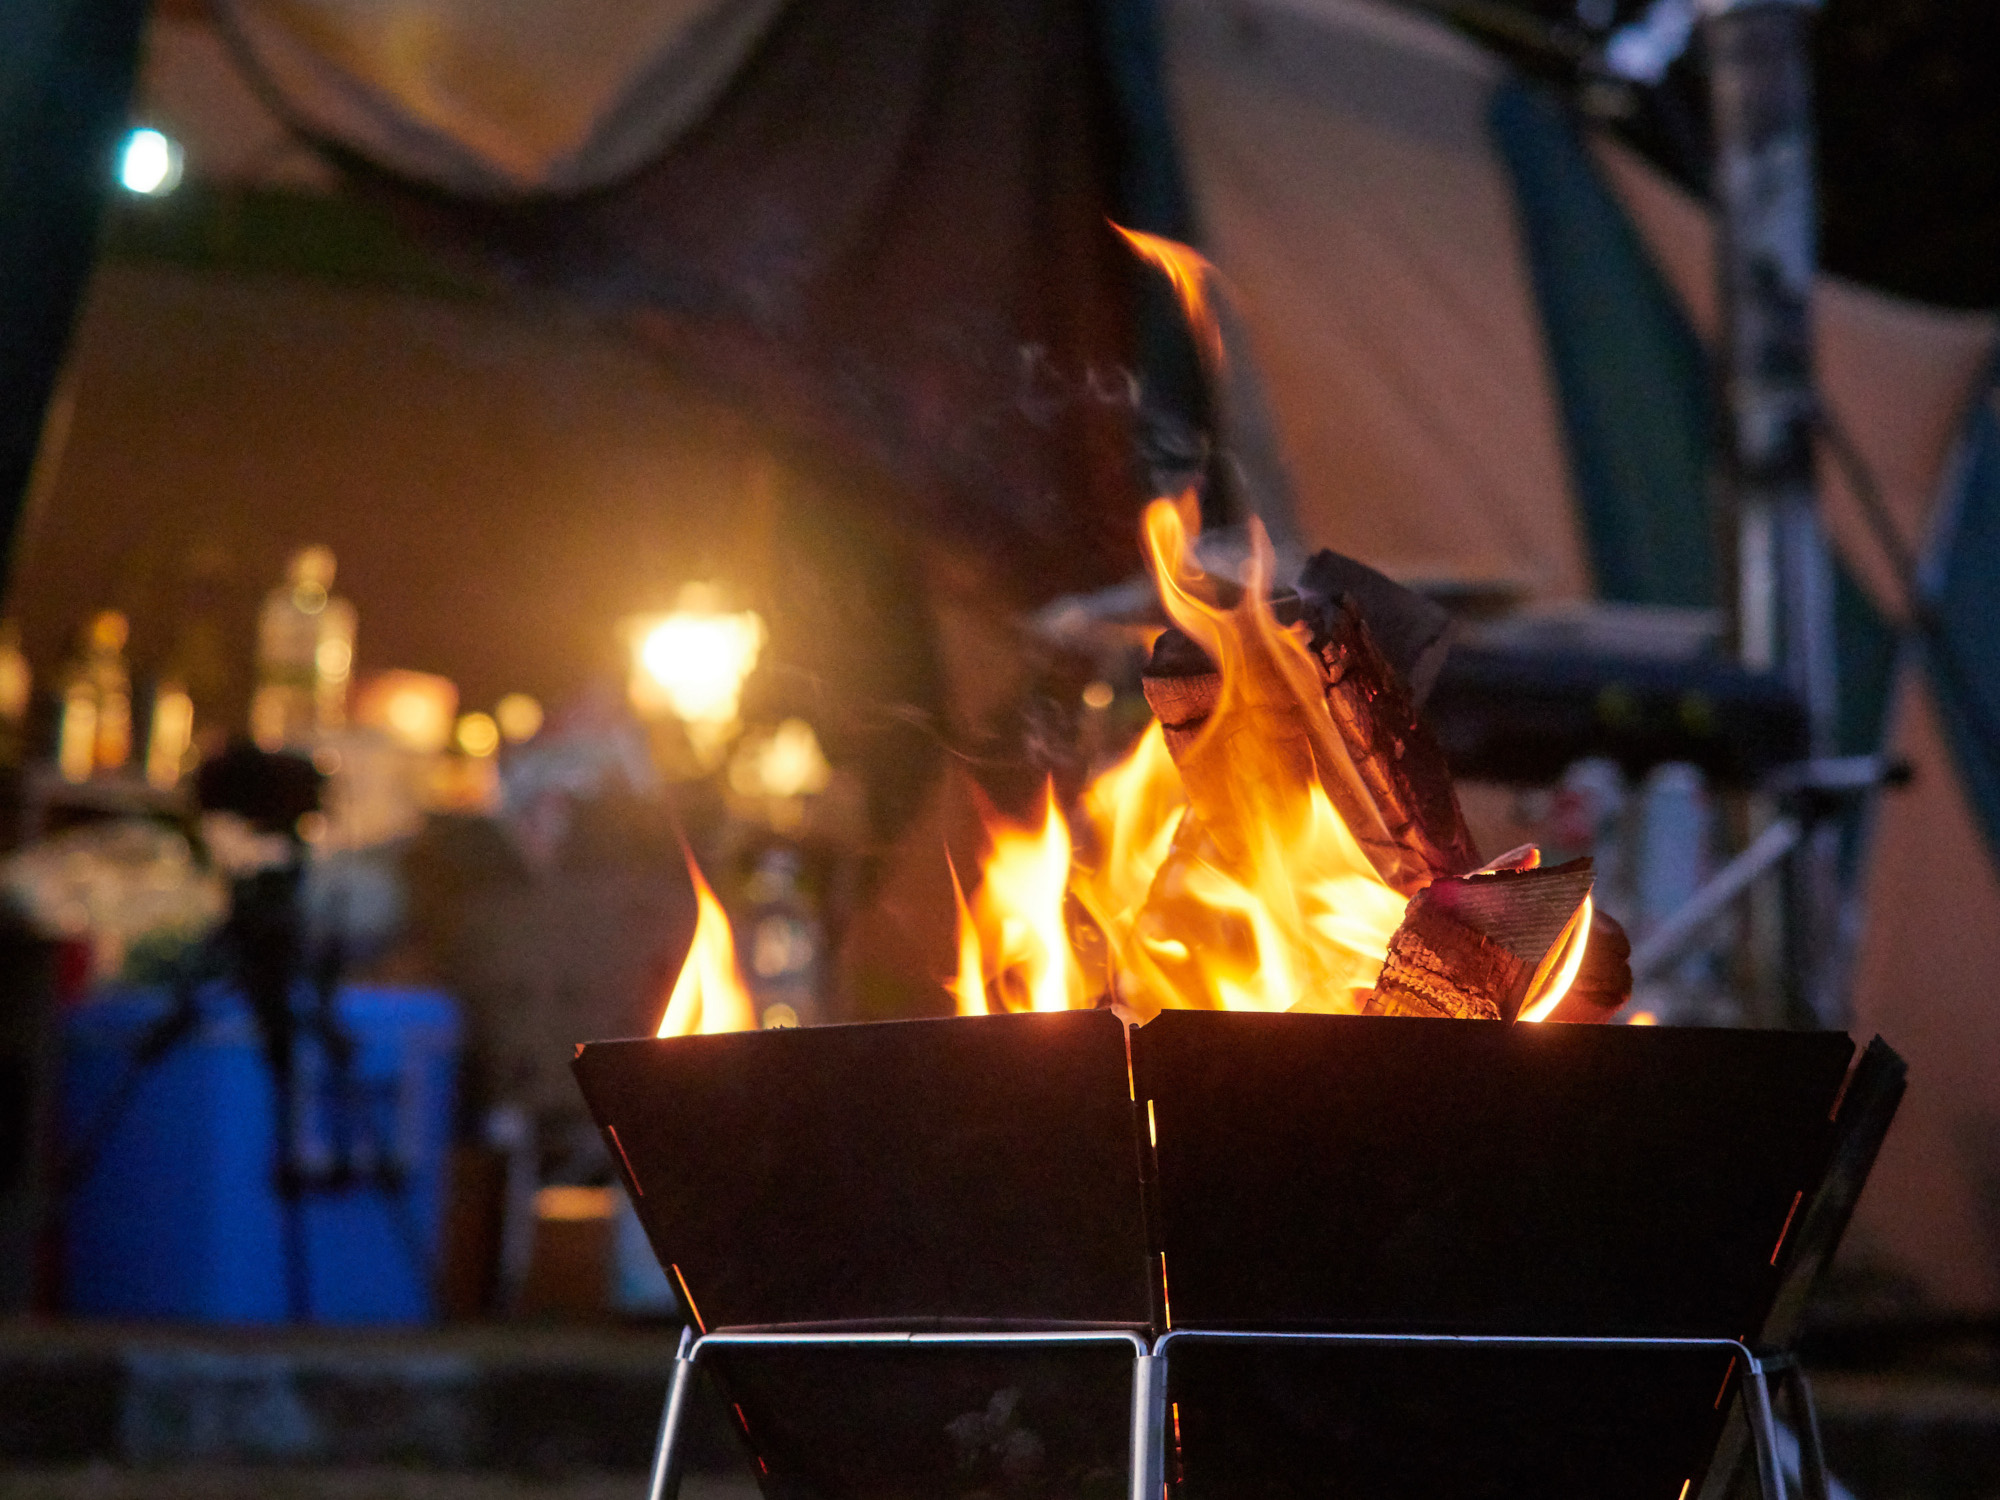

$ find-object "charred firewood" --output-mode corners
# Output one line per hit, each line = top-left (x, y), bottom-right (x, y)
(1295, 550), (1453, 708)
(1302, 590), (1479, 886)
(1372, 860), (1595, 1022)
(1140, 612), (1419, 892)
(1139, 550), (1477, 897)
(1545, 908), (1633, 1022)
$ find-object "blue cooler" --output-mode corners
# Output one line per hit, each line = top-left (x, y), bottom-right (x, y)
(62, 985), (460, 1324)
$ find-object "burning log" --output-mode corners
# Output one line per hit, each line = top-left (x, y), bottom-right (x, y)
(1372, 859), (1596, 1022)
(1140, 547), (1478, 898)
(1549, 907), (1634, 1021)
(1300, 587), (1480, 887)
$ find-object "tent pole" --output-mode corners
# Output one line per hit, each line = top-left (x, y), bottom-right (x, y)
(1701, 0), (1843, 1027)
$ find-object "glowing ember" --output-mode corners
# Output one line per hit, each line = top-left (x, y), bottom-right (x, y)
(658, 850), (758, 1037)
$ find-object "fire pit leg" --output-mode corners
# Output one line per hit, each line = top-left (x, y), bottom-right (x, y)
(1741, 1355), (1790, 1500)
(1787, 1367), (1831, 1500)
(1128, 1350), (1168, 1500)
(1765, 1359), (1832, 1500)
(645, 1326), (699, 1500)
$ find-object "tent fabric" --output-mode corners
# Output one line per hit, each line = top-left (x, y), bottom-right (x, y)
(0, 0), (150, 594)
(1590, 140), (2000, 625)
(1492, 79), (1899, 756)
(214, 0), (788, 195)
(1163, 0), (1590, 601)
(326, 0), (1154, 596)
(1925, 378), (2000, 862)
(1489, 80), (1713, 609)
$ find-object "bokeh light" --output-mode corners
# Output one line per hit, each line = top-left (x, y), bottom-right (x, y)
(118, 128), (183, 196)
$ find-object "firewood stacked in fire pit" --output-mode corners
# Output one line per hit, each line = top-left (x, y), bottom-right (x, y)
(1140, 547), (1629, 1021)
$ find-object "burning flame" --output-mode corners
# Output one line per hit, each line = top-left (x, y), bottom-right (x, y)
(1117, 499), (1407, 1015)
(1070, 720), (1185, 971)
(1113, 224), (1225, 374)
(658, 851), (758, 1037)
(947, 500), (1410, 1020)
(654, 227), (1591, 1033)
(950, 783), (1089, 1015)
(1517, 892), (1593, 1023)
(941, 494), (1592, 1022)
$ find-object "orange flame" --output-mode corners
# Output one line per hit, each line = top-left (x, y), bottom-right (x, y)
(1116, 498), (1408, 1016)
(1517, 892), (1593, 1023)
(948, 498), (1411, 1019)
(950, 783), (1089, 1015)
(658, 851), (758, 1037)
(661, 226), (1590, 1031)
(1112, 224), (1225, 374)
(1069, 720), (1185, 970)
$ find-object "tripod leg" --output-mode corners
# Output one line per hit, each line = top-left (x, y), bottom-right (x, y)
(282, 1191), (310, 1323)
(647, 1328), (699, 1500)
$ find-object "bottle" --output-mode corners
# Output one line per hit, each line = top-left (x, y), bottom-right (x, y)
(251, 546), (357, 750)
(56, 611), (132, 783)
(0, 622), (30, 768)
(741, 844), (824, 1028)
(145, 678), (195, 790)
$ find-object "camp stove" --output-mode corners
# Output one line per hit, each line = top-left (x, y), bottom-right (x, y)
(574, 1008), (1901, 1500)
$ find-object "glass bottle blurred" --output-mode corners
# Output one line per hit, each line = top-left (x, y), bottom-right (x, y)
(144, 678), (194, 791)
(250, 545), (356, 750)
(742, 844), (824, 1028)
(0, 622), (30, 769)
(56, 611), (132, 783)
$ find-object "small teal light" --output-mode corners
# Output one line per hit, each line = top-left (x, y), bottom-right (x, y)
(118, 128), (182, 195)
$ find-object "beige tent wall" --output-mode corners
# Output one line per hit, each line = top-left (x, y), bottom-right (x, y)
(1165, 0), (1590, 601)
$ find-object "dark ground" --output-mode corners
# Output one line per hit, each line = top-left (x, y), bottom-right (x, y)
(3, 1319), (1999, 1499)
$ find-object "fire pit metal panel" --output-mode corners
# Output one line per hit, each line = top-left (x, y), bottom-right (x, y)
(1133, 1012), (1852, 1337)
(573, 1010), (1153, 1329)
(707, 1342), (1139, 1500)
(1165, 1337), (1737, 1500)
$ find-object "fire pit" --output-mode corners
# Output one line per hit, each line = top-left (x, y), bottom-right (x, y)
(574, 1010), (1900, 1500)
(578, 237), (1905, 1500)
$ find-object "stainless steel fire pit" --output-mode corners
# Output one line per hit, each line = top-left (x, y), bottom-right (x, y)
(574, 1009), (1901, 1500)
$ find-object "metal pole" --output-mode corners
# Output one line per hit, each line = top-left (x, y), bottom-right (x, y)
(645, 1327), (698, 1500)
(1128, 1351), (1167, 1500)
(1700, 0), (1842, 1026)
(1741, 1358), (1791, 1500)
(1783, 1365), (1833, 1500)
(1630, 816), (1801, 984)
